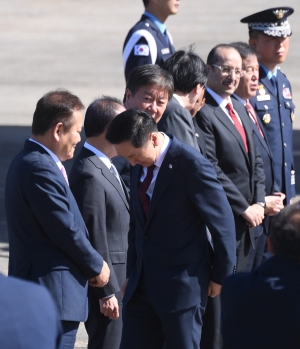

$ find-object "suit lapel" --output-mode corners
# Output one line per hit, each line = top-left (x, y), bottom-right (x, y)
(259, 66), (277, 99)
(213, 103), (250, 164)
(87, 150), (129, 210)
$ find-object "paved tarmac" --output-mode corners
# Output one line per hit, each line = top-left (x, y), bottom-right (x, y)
(0, 1), (300, 348)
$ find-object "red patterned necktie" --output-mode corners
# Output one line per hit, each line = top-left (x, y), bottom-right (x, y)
(226, 103), (248, 153)
(138, 164), (156, 218)
(245, 100), (264, 138)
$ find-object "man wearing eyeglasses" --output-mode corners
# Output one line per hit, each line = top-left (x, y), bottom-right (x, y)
(231, 42), (285, 271)
(241, 7), (296, 206)
(194, 43), (266, 349)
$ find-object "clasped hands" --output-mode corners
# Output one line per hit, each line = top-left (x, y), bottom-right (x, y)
(242, 192), (285, 228)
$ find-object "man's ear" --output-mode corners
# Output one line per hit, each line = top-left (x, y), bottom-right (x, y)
(150, 132), (159, 147)
(267, 236), (274, 254)
(53, 122), (63, 142)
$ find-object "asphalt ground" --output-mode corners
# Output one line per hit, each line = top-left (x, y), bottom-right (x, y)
(1, 1), (300, 347)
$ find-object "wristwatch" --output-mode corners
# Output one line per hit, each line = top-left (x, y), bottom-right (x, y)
(256, 202), (266, 208)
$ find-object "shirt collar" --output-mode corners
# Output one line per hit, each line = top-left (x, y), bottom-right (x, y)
(173, 93), (185, 107)
(154, 133), (171, 168)
(233, 93), (246, 105)
(260, 63), (278, 79)
(143, 11), (166, 34)
(29, 138), (62, 169)
(84, 142), (111, 169)
(206, 87), (233, 108)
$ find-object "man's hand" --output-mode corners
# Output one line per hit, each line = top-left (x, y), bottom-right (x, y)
(99, 296), (119, 320)
(89, 261), (110, 288)
(207, 281), (222, 298)
(120, 278), (129, 297)
(241, 204), (264, 228)
(265, 193), (285, 216)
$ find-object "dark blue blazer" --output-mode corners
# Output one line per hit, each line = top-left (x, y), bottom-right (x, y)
(123, 135), (236, 314)
(250, 66), (296, 204)
(0, 273), (62, 349)
(221, 256), (300, 349)
(123, 14), (175, 81)
(232, 94), (280, 236)
(5, 140), (103, 321)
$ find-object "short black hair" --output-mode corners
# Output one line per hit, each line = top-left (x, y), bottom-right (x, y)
(125, 64), (174, 101)
(270, 202), (300, 263)
(230, 42), (258, 60)
(84, 96), (122, 138)
(143, 0), (150, 7)
(106, 108), (158, 148)
(32, 89), (84, 136)
(163, 47), (207, 94)
(207, 44), (239, 65)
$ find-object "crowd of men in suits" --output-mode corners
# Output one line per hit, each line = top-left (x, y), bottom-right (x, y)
(2, 1), (299, 349)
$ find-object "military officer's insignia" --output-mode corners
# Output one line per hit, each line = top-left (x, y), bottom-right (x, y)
(258, 85), (266, 95)
(291, 112), (295, 122)
(195, 133), (199, 137)
(257, 85), (271, 101)
(283, 87), (292, 99)
(263, 113), (271, 124)
(273, 9), (288, 19)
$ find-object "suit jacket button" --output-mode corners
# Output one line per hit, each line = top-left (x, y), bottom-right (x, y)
(247, 199), (251, 204)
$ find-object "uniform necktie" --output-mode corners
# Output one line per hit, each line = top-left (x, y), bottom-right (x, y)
(270, 75), (277, 96)
(60, 165), (69, 185)
(138, 164), (156, 218)
(110, 162), (124, 193)
(226, 103), (248, 152)
(245, 100), (264, 138)
(163, 29), (170, 48)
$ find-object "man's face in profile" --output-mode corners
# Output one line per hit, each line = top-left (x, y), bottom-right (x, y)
(125, 84), (169, 123)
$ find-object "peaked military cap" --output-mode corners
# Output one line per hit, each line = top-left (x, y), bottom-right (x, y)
(241, 7), (294, 37)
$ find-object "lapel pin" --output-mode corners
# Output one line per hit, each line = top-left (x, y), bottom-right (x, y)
(169, 164), (172, 169)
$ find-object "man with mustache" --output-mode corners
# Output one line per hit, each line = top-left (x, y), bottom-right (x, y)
(194, 44), (266, 349)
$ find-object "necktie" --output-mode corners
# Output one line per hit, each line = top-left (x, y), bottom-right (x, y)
(270, 75), (277, 96)
(245, 100), (264, 138)
(138, 164), (156, 218)
(163, 29), (170, 48)
(110, 163), (124, 192)
(226, 103), (248, 152)
(60, 165), (69, 185)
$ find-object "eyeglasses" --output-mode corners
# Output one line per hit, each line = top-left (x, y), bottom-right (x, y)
(211, 64), (244, 77)
(243, 66), (260, 75)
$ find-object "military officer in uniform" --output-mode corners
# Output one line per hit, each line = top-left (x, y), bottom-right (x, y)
(241, 7), (296, 205)
(123, 0), (179, 81)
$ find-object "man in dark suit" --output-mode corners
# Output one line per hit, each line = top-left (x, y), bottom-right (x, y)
(231, 42), (285, 270)
(0, 273), (62, 349)
(158, 48), (207, 154)
(69, 97), (130, 349)
(241, 7), (296, 205)
(194, 44), (266, 349)
(113, 64), (174, 189)
(5, 90), (110, 349)
(123, 0), (178, 81)
(222, 202), (300, 349)
(106, 109), (236, 349)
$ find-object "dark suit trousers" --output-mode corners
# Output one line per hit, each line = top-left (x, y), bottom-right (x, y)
(120, 269), (204, 349)
(85, 289), (123, 349)
(201, 231), (250, 349)
(61, 321), (80, 349)
(246, 233), (267, 272)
